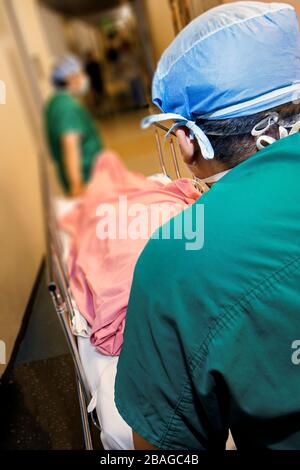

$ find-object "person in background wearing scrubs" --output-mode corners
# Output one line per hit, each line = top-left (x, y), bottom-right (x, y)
(115, 2), (300, 450)
(45, 55), (103, 196)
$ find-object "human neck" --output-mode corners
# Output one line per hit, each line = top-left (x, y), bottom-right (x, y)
(191, 157), (229, 180)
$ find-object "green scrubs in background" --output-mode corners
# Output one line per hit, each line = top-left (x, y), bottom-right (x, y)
(44, 92), (102, 193)
(115, 133), (300, 450)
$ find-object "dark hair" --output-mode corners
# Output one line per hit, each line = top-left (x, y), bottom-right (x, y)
(52, 77), (67, 89)
(196, 102), (300, 167)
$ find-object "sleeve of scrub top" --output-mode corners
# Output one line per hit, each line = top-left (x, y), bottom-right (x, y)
(54, 99), (84, 137)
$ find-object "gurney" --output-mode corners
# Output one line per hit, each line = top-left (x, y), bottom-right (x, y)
(47, 128), (184, 450)
(46, 122), (236, 450)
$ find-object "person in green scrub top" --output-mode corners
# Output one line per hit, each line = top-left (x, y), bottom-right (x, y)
(45, 55), (103, 196)
(115, 2), (300, 450)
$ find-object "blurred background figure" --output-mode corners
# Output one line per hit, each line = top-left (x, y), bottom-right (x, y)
(84, 49), (104, 110)
(45, 55), (103, 196)
(119, 40), (147, 109)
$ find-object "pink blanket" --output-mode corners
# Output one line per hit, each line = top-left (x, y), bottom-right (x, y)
(61, 151), (200, 355)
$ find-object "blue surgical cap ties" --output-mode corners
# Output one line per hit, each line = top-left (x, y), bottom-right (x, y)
(141, 113), (215, 160)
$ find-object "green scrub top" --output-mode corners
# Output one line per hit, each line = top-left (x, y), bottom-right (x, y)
(115, 134), (300, 450)
(44, 92), (102, 193)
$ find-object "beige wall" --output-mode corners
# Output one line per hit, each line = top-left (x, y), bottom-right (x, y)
(38, 3), (68, 59)
(13, 0), (69, 196)
(144, 0), (175, 63)
(0, 0), (44, 375)
(190, 0), (222, 16)
(11, 0), (55, 100)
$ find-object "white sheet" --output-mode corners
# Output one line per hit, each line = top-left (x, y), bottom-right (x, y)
(78, 337), (134, 450)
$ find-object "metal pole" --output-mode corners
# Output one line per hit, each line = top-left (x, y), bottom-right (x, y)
(169, 0), (181, 34)
(76, 377), (93, 450)
(48, 277), (91, 405)
(169, 137), (181, 179)
(154, 129), (168, 176)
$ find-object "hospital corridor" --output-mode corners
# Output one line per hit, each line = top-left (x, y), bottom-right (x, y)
(1, 0), (300, 464)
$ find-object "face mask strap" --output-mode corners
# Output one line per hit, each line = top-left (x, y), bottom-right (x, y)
(251, 112), (279, 137)
(252, 113), (300, 150)
(256, 135), (277, 150)
(279, 126), (289, 139)
(289, 121), (300, 135)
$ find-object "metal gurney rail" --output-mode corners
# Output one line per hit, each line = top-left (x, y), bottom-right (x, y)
(47, 195), (101, 450)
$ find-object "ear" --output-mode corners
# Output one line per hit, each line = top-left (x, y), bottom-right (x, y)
(174, 127), (199, 165)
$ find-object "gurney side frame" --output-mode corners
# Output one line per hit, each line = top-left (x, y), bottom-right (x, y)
(47, 203), (101, 450)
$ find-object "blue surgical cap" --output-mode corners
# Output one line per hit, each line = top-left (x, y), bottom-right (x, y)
(142, 1), (300, 159)
(52, 55), (82, 85)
